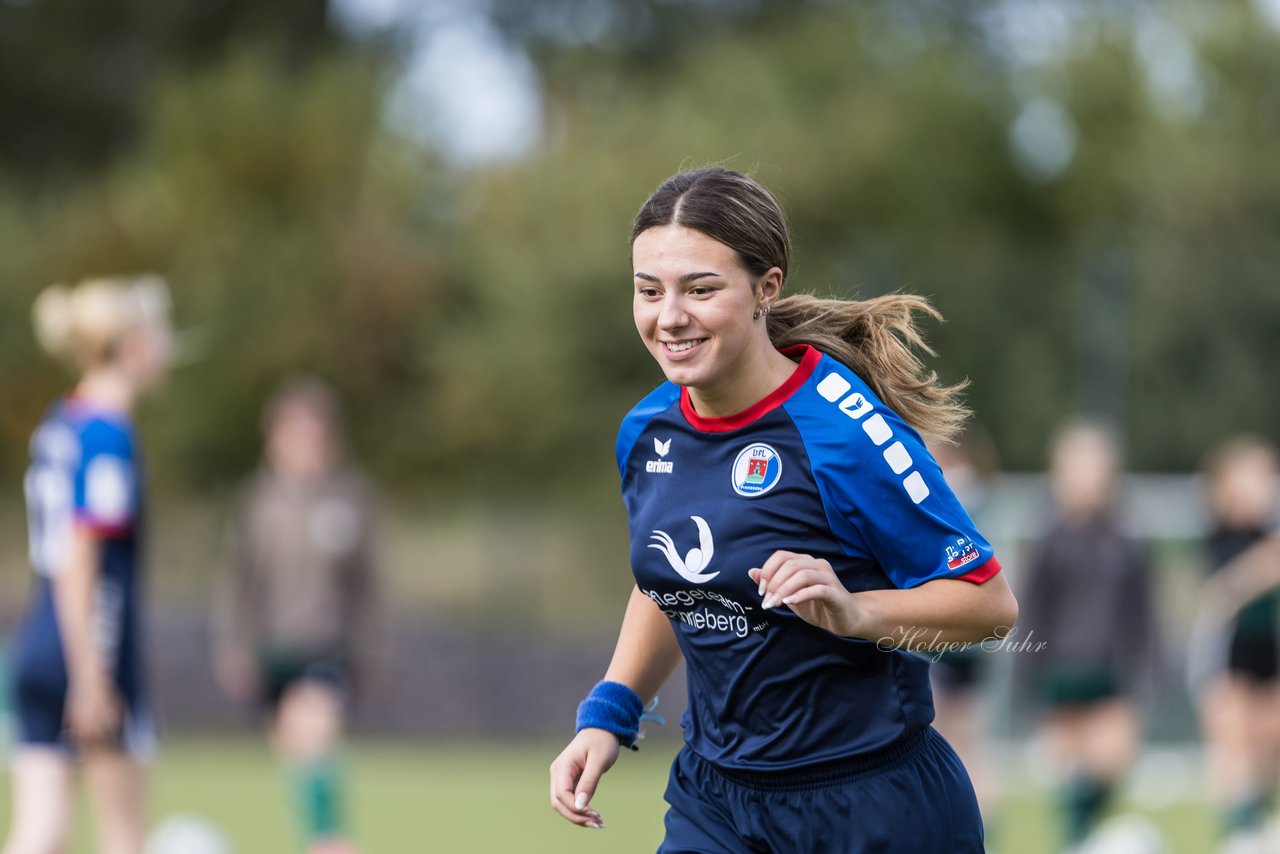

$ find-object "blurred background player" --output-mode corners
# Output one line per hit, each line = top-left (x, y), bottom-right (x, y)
(929, 426), (1004, 844)
(1196, 436), (1280, 852)
(4, 275), (173, 854)
(212, 377), (384, 854)
(1018, 421), (1161, 852)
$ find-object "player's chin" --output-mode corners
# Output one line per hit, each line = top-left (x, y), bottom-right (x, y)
(659, 364), (712, 389)
(652, 347), (716, 386)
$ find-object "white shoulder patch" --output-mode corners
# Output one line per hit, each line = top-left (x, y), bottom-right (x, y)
(33, 423), (81, 467)
(84, 455), (133, 524)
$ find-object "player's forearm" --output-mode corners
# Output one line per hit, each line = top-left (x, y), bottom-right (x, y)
(1213, 536), (1280, 613)
(602, 586), (683, 701)
(210, 572), (251, 657)
(50, 527), (110, 684)
(852, 573), (1018, 647)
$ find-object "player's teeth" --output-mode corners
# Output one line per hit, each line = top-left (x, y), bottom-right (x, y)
(667, 340), (701, 352)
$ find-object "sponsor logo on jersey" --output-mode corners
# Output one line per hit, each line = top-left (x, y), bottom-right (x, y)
(946, 536), (980, 570)
(645, 436), (674, 474)
(731, 443), (782, 497)
(648, 515), (719, 583)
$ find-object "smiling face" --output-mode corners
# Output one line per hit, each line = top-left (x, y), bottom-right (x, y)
(632, 225), (782, 401)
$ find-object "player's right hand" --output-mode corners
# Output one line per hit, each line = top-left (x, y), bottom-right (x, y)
(66, 674), (123, 747)
(549, 727), (620, 829)
(214, 648), (262, 703)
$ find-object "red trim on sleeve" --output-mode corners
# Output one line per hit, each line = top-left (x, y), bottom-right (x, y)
(74, 513), (132, 540)
(955, 557), (1002, 585)
(680, 345), (822, 433)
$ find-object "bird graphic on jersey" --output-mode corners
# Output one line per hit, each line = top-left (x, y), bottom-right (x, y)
(648, 516), (718, 584)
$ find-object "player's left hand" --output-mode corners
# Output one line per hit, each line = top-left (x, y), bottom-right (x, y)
(749, 551), (867, 638)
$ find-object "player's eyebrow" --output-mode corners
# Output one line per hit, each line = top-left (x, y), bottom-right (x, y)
(634, 271), (721, 283)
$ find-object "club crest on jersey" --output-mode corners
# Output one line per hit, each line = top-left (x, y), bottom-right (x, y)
(646, 437), (674, 474)
(731, 443), (782, 497)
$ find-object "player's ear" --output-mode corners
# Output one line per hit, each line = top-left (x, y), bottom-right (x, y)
(757, 267), (784, 304)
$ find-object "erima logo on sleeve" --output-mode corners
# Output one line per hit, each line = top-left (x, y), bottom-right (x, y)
(646, 437), (674, 474)
(815, 371), (930, 505)
(649, 515), (718, 583)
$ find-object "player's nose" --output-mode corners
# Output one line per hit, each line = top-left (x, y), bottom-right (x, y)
(657, 293), (690, 330)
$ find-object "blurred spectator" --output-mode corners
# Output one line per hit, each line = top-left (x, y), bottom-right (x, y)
(1196, 436), (1280, 851)
(5, 275), (173, 854)
(1018, 421), (1161, 850)
(929, 426), (1003, 841)
(212, 378), (385, 854)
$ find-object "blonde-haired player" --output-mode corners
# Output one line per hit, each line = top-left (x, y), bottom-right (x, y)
(4, 275), (173, 854)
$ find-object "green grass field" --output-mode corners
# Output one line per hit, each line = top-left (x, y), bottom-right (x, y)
(0, 736), (1219, 853)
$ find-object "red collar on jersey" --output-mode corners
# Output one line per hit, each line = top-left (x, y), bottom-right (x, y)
(680, 344), (822, 433)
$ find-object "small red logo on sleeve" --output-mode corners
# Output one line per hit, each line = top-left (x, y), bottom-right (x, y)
(945, 537), (980, 570)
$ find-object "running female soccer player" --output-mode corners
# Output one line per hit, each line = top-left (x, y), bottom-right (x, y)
(4, 275), (173, 854)
(549, 167), (1018, 852)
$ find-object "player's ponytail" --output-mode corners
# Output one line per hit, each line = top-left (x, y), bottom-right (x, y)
(634, 167), (969, 442)
(766, 292), (969, 442)
(32, 284), (76, 362)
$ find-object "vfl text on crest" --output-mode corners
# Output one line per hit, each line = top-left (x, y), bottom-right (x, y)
(649, 515), (718, 583)
(731, 443), (782, 497)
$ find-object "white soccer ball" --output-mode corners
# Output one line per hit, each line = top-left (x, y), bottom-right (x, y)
(1078, 814), (1168, 854)
(145, 814), (231, 854)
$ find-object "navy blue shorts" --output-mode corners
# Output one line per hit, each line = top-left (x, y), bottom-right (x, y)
(659, 728), (983, 853)
(10, 653), (154, 759)
(9, 620), (154, 759)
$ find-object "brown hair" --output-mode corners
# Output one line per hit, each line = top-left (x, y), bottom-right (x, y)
(1202, 434), (1278, 482)
(262, 376), (343, 437)
(632, 167), (969, 441)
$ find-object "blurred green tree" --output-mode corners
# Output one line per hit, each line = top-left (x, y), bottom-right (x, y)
(1, 0), (1278, 498)
(0, 0), (337, 180)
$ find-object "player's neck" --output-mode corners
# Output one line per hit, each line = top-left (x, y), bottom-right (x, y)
(76, 367), (136, 416)
(686, 342), (799, 419)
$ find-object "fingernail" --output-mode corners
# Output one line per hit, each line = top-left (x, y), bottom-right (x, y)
(762, 594), (777, 609)
(758, 580), (767, 596)
(782, 596), (793, 605)
(587, 820), (604, 829)
(575, 793), (588, 811)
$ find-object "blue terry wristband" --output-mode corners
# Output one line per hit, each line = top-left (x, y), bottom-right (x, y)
(575, 680), (646, 749)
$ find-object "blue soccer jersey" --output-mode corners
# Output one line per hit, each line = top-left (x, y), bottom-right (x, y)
(11, 396), (150, 750)
(617, 345), (1001, 771)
